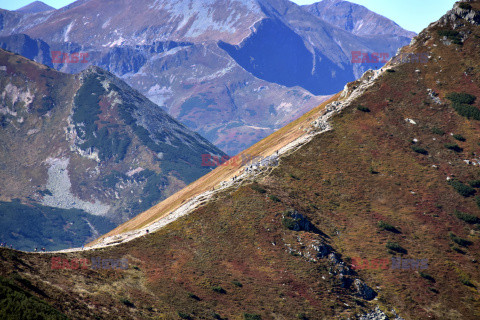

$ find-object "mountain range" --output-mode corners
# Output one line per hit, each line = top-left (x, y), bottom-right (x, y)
(0, 48), (224, 251)
(0, 0), (415, 155)
(1, 1), (479, 319)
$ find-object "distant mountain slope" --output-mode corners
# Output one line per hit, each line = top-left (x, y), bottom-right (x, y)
(15, 1), (55, 14)
(303, 0), (416, 37)
(0, 0), (413, 154)
(0, 48), (224, 251)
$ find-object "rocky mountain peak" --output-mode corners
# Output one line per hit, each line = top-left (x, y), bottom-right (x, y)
(15, 1), (55, 14)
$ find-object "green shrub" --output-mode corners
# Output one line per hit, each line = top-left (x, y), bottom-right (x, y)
(476, 196), (480, 209)
(460, 276), (475, 287)
(250, 183), (266, 194)
(232, 280), (243, 287)
(431, 127), (445, 135)
(211, 312), (222, 319)
(452, 103), (480, 120)
(437, 30), (463, 45)
(282, 217), (296, 230)
(451, 245), (466, 254)
(244, 314), (262, 320)
(289, 173), (300, 180)
(420, 272), (435, 282)
(453, 134), (466, 141)
(212, 286), (226, 294)
(444, 143), (463, 152)
(378, 221), (399, 233)
(446, 92), (477, 105)
(449, 232), (473, 247)
(386, 69), (395, 73)
(269, 195), (281, 202)
(448, 180), (475, 197)
(469, 180), (480, 188)
(188, 292), (200, 300)
(454, 210), (480, 224)
(411, 145), (428, 155)
(386, 241), (407, 254)
(357, 106), (370, 112)
(459, 3), (472, 10)
(178, 312), (192, 319)
(120, 298), (135, 308)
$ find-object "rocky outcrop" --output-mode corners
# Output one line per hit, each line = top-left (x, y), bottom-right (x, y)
(353, 278), (376, 300)
(434, 0), (480, 28)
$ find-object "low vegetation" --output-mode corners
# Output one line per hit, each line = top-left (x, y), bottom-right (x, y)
(448, 180), (475, 197)
(378, 221), (400, 233)
(454, 210), (480, 224)
(446, 92), (479, 120)
(386, 242), (407, 254)
(357, 105), (370, 112)
(0, 276), (67, 319)
(431, 127), (445, 135)
(444, 143), (463, 152)
(411, 145), (428, 155)
(449, 232), (473, 247)
(437, 30), (463, 45)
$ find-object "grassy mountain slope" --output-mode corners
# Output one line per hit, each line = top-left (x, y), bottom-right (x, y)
(0, 49), (225, 251)
(1, 1), (480, 319)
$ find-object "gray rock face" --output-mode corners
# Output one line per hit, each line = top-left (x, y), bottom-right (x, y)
(311, 240), (331, 259)
(0, 33), (52, 67)
(358, 306), (405, 320)
(354, 278), (376, 300)
(282, 209), (311, 231)
(435, 1), (480, 28)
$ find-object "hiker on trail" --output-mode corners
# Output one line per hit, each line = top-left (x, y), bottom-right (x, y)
(146, 229), (149, 234)
(34, 247), (37, 252)
(41, 247), (45, 252)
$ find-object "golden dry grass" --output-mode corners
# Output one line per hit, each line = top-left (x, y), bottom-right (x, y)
(90, 94), (340, 244)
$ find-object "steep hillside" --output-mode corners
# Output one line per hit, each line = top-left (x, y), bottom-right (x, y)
(1, 1), (480, 319)
(0, 49), (224, 251)
(0, 0), (413, 154)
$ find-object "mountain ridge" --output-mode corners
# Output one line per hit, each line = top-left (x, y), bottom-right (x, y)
(1, 0), (480, 318)
(15, 1), (55, 14)
(0, 47), (225, 251)
(0, 0), (413, 154)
